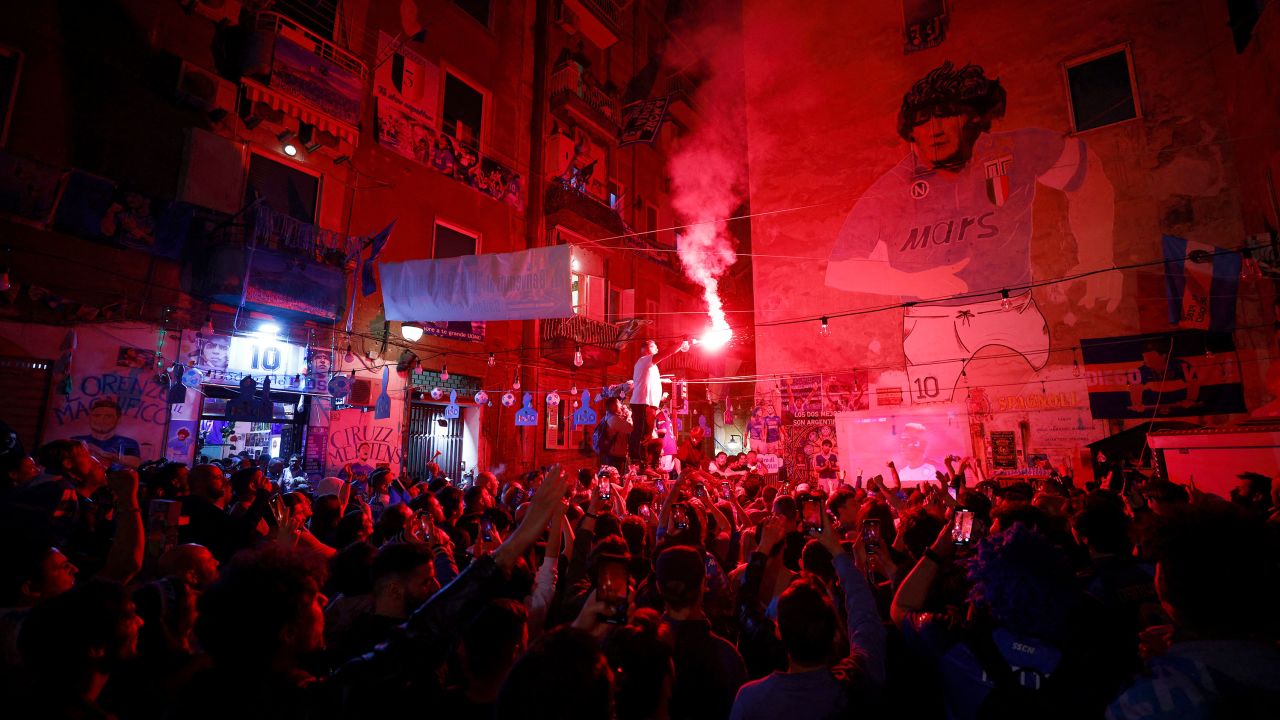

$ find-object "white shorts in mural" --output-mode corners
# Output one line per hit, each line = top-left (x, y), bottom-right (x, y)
(902, 291), (1049, 402)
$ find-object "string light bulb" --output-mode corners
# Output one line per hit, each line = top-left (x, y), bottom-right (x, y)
(512, 369), (521, 390)
(1072, 355), (1082, 378)
(440, 361), (449, 382)
(1000, 289), (1013, 312)
(488, 353), (496, 368)
(1240, 249), (1261, 281)
(344, 344), (355, 364)
(200, 315), (214, 336)
(574, 346), (584, 367)
(819, 317), (830, 336)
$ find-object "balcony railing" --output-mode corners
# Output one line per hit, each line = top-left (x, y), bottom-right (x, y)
(550, 61), (620, 127)
(546, 178), (630, 236)
(214, 205), (354, 268)
(580, 0), (623, 29)
(256, 11), (368, 81)
(541, 315), (645, 350)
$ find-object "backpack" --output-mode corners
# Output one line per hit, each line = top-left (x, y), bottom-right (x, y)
(591, 418), (611, 457)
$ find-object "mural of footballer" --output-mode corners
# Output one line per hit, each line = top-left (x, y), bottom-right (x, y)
(826, 62), (1121, 401)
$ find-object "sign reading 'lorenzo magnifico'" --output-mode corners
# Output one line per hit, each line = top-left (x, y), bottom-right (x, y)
(380, 245), (573, 322)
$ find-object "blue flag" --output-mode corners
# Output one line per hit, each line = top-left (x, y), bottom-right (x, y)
(361, 221), (396, 297)
(1162, 234), (1240, 332)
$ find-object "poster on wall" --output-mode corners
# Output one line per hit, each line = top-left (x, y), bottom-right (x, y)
(1080, 331), (1247, 419)
(990, 430), (1017, 469)
(165, 420), (197, 464)
(43, 326), (170, 467)
(181, 330), (329, 394)
(833, 404), (970, 487)
(326, 408), (402, 478)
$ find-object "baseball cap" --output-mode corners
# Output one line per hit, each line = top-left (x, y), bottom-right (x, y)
(315, 476), (344, 498)
(655, 545), (705, 607)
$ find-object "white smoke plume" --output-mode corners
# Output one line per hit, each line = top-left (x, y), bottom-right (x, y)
(665, 3), (748, 350)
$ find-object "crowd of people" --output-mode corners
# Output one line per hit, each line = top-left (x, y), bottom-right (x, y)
(1, 430), (1278, 719)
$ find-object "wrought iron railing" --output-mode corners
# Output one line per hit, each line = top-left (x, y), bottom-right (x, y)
(579, 0), (623, 30)
(256, 11), (369, 81)
(540, 315), (646, 351)
(550, 62), (620, 125)
(213, 205), (354, 267)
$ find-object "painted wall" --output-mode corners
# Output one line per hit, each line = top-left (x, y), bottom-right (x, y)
(741, 0), (1268, 479)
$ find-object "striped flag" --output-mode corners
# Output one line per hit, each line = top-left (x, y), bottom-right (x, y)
(1162, 234), (1241, 332)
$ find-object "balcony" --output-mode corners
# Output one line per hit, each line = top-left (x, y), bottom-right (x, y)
(545, 178), (630, 237)
(540, 315), (647, 370)
(562, 0), (622, 49)
(550, 61), (620, 140)
(667, 71), (700, 126)
(256, 12), (368, 81)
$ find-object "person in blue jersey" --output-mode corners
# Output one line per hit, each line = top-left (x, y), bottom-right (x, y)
(71, 398), (141, 470)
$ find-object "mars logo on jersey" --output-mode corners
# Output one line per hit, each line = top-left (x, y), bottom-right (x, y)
(899, 212), (998, 252)
(984, 155), (1013, 207)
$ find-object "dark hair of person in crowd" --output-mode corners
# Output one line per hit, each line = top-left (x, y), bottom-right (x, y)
(602, 608), (675, 720)
(324, 541), (376, 599)
(1153, 502), (1280, 639)
(17, 578), (141, 711)
(372, 503), (412, 545)
(654, 545), (704, 611)
(594, 511), (622, 540)
(618, 516), (652, 579)
(229, 467), (262, 501)
(310, 494), (344, 543)
(827, 487), (858, 517)
(131, 576), (198, 658)
(495, 626), (612, 720)
(463, 485), (489, 513)
(966, 522), (1077, 641)
(800, 540), (836, 585)
(461, 599), (528, 695)
(195, 544), (328, 669)
(0, 530), (74, 607)
(436, 485), (465, 520)
(1071, 491), (1132, 555)
(898, 507), (946, 560)
(625, 485), (655, 516)
(335, 509), (373, 548)
(776, 574), (838, 666)
(958, 489), (993, 521)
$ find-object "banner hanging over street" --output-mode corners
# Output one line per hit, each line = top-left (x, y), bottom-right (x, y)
(380, 244), (574, 321)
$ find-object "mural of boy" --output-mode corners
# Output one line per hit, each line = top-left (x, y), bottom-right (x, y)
(72, 397), (141, 470)
(825, 62), (1121, 402)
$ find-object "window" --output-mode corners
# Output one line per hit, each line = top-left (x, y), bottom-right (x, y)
(442, 72), (485, 149)
(608, 287), (635, 324)
(434, 221), (479, 258)
(572, 273), (606, 320)
(453, 0), (492, 27)
(0, 45), (22, 147)
(245, 153), (319, 223)
(646, 203), (659, 234)
(1065, 46), (1139, 133)
(608, 180), (625, 211)
(545, 396), (583, 450)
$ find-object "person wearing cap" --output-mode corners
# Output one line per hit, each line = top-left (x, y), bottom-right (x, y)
(655, 544), (747, 719)
(71, 398), (141, 470)
(676, 425), (707, 471)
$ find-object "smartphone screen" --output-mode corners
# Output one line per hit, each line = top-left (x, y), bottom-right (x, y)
(639, 504), (651, 519)
(673, 503), (689, 530)
(596, 555), (630, 624)
(694, 485), (706, 498)
(953, 509), (975, 546)
(801, 498), (823, 535)
(720, 481), (731, 500)
(862, 518), (881, 550)
(481, 518), (494, 543)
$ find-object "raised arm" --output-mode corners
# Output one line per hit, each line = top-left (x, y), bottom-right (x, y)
(890, 515), (955, 625)
(820, 508), (886, 685)
(97, 469), (144, 585)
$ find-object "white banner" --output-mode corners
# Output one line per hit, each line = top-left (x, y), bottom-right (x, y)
(380, 244), (574, 321)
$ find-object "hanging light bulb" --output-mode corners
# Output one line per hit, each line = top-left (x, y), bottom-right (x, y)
(1205, 346), (1215, 359)
(1072, 356), (1082, 378)
(574, 346), (584, 367)
(200, 315), (214, 336)
(1, 246), (12, 292)
(441, 361), (449, 382)
(512, 369), (521, 390)
(344, 344), (355, 364)
(819, 317), (830, 336)
(1000, 289), (1013, 312)
(571, 381), (578, 396)
(487, 353), (496, 368)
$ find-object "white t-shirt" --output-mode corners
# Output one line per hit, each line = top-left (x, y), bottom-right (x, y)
(896, 463), (938, 485)
(630, 354), (662, 407)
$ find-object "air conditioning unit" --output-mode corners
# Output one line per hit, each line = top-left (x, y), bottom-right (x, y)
(185, 0), (242, 25)
(555, 1), (579, 34)
(348, 378), (374, 407)
(175, 60), (236, 115)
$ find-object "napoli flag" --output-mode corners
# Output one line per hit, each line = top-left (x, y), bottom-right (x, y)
(360, 220), (396, 297)
(1162, 235), (1240, 332)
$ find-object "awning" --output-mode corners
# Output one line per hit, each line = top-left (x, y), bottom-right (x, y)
(242, 78), (359, 146)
